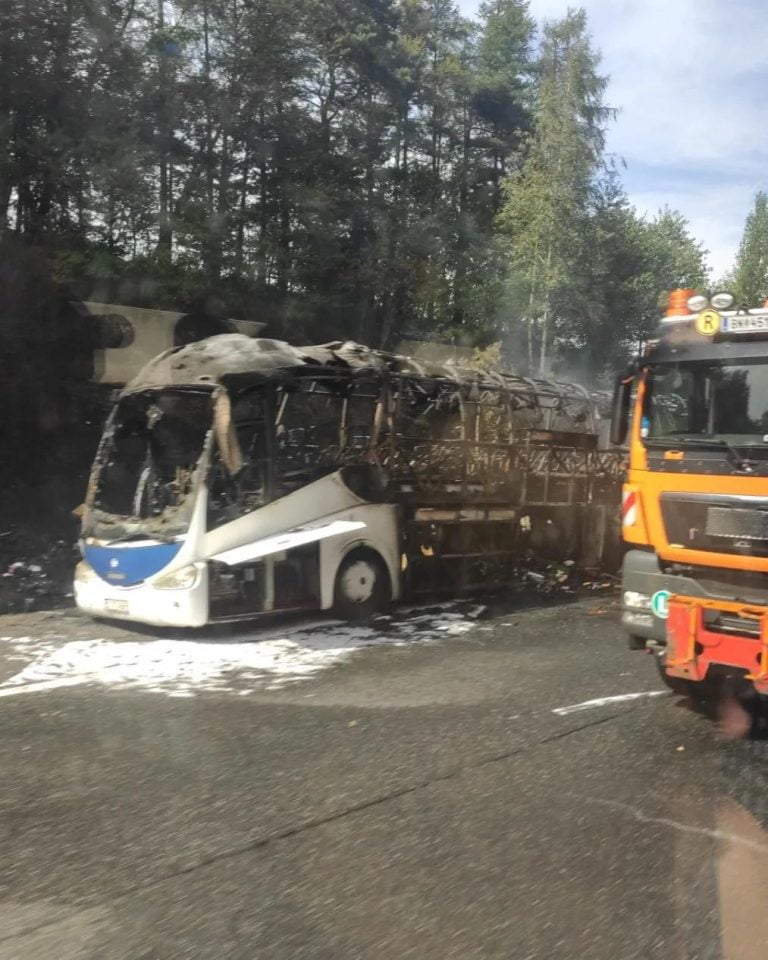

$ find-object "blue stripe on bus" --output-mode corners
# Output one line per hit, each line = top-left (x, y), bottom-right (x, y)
(85, 541), (183, 587)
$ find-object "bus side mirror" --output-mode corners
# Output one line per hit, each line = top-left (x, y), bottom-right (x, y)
(610, 375), (632, 446)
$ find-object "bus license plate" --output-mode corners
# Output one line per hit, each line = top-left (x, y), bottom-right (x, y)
(105, 598), (129, 615)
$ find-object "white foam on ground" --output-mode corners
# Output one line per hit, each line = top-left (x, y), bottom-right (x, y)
(0, 610), (475, 699)
(552, 691), (666, 716)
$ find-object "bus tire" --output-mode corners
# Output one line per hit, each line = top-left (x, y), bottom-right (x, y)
(333, 548), (391, 621)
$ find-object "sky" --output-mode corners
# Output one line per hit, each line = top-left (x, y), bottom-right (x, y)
(459, 0), (768, 280)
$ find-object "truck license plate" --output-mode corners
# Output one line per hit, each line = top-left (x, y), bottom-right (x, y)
(105, 598), (129, 614)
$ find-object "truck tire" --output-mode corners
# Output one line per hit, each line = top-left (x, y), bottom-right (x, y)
(333, 548), (391, 621)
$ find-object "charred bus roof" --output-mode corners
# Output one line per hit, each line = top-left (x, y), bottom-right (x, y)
(125, 333), (599, 409)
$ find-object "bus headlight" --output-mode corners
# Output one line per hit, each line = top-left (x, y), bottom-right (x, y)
(75, 560), (99, 583)
(153, 564), (200, 590)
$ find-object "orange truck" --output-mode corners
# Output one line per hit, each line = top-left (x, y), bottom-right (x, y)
(613, 289), (768, 696)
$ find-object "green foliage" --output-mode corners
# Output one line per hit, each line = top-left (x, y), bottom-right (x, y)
(496, 11), (708, 381)
(0, 0), (712, 387)
(0, 0), (540, 350)
(732, 191), (768, 307)
(497, 9), (614, 374)
(551, 191), (708, 383)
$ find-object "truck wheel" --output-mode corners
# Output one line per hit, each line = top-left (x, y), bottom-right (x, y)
(333, 548), (390, 621)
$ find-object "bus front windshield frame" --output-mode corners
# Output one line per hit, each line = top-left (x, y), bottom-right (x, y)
(84, 387), (217, 542)
(643, 359), (768, 450)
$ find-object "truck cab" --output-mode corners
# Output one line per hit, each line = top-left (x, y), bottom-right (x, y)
(615, 291), (768, 695)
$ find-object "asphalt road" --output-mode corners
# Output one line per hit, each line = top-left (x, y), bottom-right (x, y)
(2, 596), (768, 960)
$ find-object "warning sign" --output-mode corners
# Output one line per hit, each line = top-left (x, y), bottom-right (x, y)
(695, 309), (722, 336)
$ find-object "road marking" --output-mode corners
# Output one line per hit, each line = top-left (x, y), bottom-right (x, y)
(553, 691), (665, 716)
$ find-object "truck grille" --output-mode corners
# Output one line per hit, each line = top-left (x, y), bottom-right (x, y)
(706, 507), (768, 540)
(661, 494), (768, 558)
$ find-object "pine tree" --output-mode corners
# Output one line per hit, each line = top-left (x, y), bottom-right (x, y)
(474, 0), (534, 179)
(0, 0), (712, 368)
(733, 191), (768, 307)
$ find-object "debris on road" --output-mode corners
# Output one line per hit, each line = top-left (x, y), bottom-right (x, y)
(466, 604), (488, 620)
(0, 536), (78, 615)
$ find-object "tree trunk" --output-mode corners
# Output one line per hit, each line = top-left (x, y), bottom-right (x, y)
(210, 131), (231, 283)
(526, 245), (539, 373)
(452, 101), (471, 328)
(203, 0), (214, 216)
(539, 305), (549, 375)
(275, 105), (290, 297)
(527, 316), (533, 372)
(156, 0), (172, 257)
(235, 152), (249, 273)
(380, 108), (405, 348)
(539, 241), (554, 375)
(256, 106), (268, 285)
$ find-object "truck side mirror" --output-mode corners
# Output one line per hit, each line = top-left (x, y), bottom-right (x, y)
(610, 374), (632, 446)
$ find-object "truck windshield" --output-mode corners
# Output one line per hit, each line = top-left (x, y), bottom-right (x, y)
(85, 388), (214, 541)
(645, 360), (768, 445)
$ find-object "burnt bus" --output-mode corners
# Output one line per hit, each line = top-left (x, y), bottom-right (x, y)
(75, 335), (622, 626)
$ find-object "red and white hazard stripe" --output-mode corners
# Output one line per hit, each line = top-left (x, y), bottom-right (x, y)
(622, 489), (638, 527)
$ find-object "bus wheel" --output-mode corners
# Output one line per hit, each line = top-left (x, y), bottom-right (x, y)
(333, 548), (390, 621)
